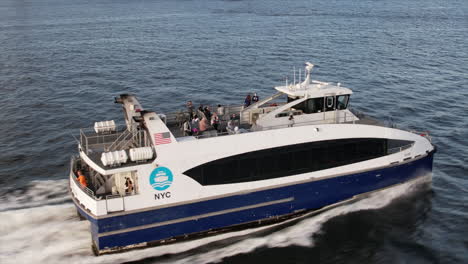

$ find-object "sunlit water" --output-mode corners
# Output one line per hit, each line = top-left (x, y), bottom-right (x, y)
(0, 0), (467, 263)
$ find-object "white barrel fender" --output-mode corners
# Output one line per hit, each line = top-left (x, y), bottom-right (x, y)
(94, 120), (116, 133)
(129, 147), (154, 162)
(101, 150), (128, 166)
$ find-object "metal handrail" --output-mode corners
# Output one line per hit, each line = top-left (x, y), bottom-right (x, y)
(106, 129), (133, 152)
(410, 130), (432, 142)
(78, 124), (152, 153)
(387, 143), (414, 154)
(258, 114), (355, 131)
(71, 169), (98, 200)
(186, 114), (357, 140)
(106, 194), (123, 199)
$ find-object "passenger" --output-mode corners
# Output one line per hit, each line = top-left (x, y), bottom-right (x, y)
(191, 115), (200, 135)
(227, 119), (236, 133)
(125, 177), (134, 194)
(199, 117), (209, 132)
(77, 170), (88, 188)
(211, 112), (220, 131)
(252, 93), (259, 103)
(229, 113), (238, 128)
(244, 94), (251, 107)
(186, 101), (194, 119)
(183, 119), (192, 136)
(288, 114), (295, 127)
(203, 106), (212, 120)
(198, 104), (204, 113)
(217, 104), (225, 116)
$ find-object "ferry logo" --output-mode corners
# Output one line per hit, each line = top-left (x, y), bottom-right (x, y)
(149, 167), (173, 191)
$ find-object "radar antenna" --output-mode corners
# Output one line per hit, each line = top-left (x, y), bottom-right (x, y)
(302, 62), (315, 85)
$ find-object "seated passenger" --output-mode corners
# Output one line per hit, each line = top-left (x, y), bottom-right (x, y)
(227, 119), (236, 134)
(77, 170), (88, 188)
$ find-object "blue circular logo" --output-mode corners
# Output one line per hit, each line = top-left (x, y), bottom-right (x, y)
(149, 167), (174, 191)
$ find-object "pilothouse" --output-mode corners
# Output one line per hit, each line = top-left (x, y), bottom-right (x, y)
(69, 63), (435, 255)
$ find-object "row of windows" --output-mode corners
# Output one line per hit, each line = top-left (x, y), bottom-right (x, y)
(290, 95), (350, 114)
(183, 138), (413, 186)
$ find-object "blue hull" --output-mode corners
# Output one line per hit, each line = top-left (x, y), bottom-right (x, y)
(74, 151), (434, 253)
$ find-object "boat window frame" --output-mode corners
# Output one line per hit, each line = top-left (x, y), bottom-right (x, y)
(292, 97), (325, 114)
(183, 138), (412, 186)
(336, 95), (350, 110)
(325, 96), (335, 111)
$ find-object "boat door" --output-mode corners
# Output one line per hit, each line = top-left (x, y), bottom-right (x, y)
(105, 171), (131, 212)
(106, 195), (124, 212)
(323, 94), (337, 123)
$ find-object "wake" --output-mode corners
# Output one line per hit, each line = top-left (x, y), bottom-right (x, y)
(0, 174), (431, 264)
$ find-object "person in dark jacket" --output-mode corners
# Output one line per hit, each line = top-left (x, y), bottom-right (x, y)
(244, 94), (252, 107)
(252, 93), (259, 103)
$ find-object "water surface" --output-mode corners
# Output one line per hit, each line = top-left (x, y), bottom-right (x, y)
(0, 0), (467, 263)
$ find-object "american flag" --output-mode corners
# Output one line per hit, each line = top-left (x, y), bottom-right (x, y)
(154, 132), (172, 145)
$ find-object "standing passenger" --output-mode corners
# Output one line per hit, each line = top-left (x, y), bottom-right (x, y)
(186, 101), (194, 119)
(183, 119), (192, 136)
(217, 104), (225, 116)
(199, 117), (209, 132)
(77, 170), (88, 188)
(211, 113), (220, 131)
(191, 115), (200, 135)
(288, 114), (295, 127)
(244, 94), (251, 107)
(252, 93), (259, 103)
(203, 106), (212, 120)
(125, 177), (134, 194)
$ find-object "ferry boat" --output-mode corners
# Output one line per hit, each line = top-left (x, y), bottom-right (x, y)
(69, 63), (435, 255)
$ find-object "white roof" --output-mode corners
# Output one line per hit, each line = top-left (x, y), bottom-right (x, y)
(275, 81), (353, 98)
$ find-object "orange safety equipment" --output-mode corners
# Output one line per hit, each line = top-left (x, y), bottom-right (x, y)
(78, 175), (88, 187)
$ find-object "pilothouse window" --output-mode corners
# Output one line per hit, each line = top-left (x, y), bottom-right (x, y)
(337, 95), (350, 110)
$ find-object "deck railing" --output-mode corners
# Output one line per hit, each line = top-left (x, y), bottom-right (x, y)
(164, 104), (248, 124)
(79, 125), (150, 154)
(190, 114), (356, 139)
(387, 143), (415, 154)
(70, 157), (98, 200)
(410, 130), (432, 142)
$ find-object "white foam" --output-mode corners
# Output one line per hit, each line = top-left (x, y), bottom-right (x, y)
(0, 175), (431, 264)
(0, 179), (70, 212)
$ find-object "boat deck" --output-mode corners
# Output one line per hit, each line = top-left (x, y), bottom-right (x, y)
(164, 106), (390, 141)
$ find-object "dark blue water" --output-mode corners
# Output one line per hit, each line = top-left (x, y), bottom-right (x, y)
(0, 0), (467, 263)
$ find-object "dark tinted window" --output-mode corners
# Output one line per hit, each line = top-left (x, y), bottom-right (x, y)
(294, 98), (324, 114)
(184, 138), (405, 186)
